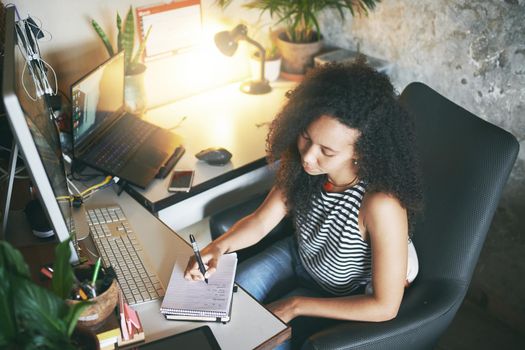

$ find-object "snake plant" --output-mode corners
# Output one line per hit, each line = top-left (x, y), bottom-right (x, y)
(91, 6), (151, 75)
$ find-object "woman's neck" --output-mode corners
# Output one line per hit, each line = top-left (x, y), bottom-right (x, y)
(324, 175), (359, 192)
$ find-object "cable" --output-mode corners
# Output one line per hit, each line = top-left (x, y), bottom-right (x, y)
(56, 175), (114, 204)
(15, 14), (58, 100)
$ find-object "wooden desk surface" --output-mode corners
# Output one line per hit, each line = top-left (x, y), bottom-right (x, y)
(88, 187), (290, 349)
(124, 80), (295, 213)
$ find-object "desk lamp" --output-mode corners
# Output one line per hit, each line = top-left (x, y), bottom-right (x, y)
(214, 24), (271, 95)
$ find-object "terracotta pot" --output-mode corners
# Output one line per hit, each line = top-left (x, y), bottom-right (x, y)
(276, 32), (323, 76)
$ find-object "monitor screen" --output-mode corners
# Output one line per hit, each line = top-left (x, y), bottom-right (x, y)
(2, 6), (79, 263)
(71, 52), (124, 156)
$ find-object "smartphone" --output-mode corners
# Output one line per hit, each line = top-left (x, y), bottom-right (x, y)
(168, 170), (195, 192)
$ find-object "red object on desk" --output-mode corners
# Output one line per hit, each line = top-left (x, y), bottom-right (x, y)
(40, 266), (53, 279)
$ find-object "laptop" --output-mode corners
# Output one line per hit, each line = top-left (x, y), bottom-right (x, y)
(71, 51), (182, 188)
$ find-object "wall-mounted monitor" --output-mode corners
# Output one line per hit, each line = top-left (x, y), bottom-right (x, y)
(2, 6), (79, 263)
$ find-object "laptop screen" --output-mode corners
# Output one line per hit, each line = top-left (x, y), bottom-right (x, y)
(71, 52), (124, 154)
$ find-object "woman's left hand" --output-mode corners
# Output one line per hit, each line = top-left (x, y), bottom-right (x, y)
(266, 297), (299, 324)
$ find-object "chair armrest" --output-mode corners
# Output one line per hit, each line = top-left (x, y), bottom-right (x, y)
(209, 192), (293, 262)
(302, 279), (466, 350)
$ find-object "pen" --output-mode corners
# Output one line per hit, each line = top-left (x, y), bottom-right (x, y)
(189, 234), (208, 284)
(91, 257), (102, 286)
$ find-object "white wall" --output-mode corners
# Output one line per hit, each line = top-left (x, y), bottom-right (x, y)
(8, 0), (260, 106)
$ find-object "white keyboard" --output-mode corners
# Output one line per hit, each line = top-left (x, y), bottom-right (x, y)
(86, 205), (165, 305)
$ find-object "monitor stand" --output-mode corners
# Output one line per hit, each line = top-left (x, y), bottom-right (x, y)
(1, 140), (19, 237)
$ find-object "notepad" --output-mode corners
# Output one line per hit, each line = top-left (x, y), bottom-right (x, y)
(160, 253), (237, 322)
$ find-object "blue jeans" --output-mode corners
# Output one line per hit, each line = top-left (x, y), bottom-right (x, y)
(236, 236), (339, 350)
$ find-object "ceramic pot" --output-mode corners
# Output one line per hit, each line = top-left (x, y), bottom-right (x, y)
(276, 32), (323, 77)
(250, 53), (282, 82)
(124, 63), (147, 114)
(67, 267), (119, 330)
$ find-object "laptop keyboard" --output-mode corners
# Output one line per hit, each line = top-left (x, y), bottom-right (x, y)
(83, 116), (156, 171)
(87, 205), (165, 305)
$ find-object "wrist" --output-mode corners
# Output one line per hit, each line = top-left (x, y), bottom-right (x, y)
(290, 296), (303, 318)
(211, 240), (229, 255)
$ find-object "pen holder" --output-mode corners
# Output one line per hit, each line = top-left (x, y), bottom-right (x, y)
(67, 264), (119, 330)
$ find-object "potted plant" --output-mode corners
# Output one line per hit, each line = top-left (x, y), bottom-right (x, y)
(91, 6), (152, 113)
(217, 0), (381, 78)
(0, 239), (95, 349)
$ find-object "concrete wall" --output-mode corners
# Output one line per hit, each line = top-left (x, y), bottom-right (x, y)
(317, 0), (525, 333)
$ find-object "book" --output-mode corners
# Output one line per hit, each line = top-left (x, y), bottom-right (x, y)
(160, 252), (238, 322)
(95, 311), (120, 350)
(116, 289), (145, 348)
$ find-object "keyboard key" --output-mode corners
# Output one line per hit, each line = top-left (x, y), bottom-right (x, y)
(86, 205), (164, 305)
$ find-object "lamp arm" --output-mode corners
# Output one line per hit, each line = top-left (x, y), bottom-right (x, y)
(245, 36), (266, 82)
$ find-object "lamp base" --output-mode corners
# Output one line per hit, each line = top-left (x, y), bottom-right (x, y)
(240, 80), (272, 95)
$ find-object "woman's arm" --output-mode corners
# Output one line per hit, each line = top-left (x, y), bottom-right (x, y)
(184, 186), (287, 281)
(268, 192), (408, 323)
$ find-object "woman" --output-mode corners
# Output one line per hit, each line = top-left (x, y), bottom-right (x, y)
(185, 62), (423, 348)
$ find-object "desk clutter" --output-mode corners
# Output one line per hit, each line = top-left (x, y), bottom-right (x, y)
(93, 289), (145, 350)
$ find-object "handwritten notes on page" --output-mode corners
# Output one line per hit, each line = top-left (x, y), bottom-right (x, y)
(160, 252), (237, 322)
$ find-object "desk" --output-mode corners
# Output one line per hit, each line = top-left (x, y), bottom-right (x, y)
(124, 81), (295, 230)
(87, 187), (290, 349)
(4, 186), (289, 349)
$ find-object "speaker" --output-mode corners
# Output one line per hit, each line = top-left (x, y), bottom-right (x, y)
(24, 199), (54, 238)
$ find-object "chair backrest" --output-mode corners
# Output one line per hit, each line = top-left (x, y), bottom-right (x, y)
(399, 82), (519, 284)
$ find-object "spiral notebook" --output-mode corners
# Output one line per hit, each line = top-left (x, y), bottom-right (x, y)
(160, 253), (237, 322)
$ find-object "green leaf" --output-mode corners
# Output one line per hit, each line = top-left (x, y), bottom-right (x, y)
(13, 273), (71, 347)
(117, 12), (123, 53)
(51, 238), (74, 300)
(229, 0), (381, 43)
(122, 6), (135, 70)
(91, 19), (114, 57)
(65, 302), (90, 337)
(131, 25), (151, 66)
(0, 241), (30, 344)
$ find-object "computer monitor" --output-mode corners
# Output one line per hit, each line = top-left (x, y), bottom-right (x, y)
(1, 6), (79, 263)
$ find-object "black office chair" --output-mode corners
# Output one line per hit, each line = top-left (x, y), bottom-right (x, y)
(209, 82), (519, 349)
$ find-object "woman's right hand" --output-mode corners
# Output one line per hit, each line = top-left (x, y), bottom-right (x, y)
(183, 242), (223, 281)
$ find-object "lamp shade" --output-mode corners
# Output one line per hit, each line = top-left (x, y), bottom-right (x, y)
(214, 24), (248, 57)
(214, 24), (271, 95)
(214, 31), (238, 56)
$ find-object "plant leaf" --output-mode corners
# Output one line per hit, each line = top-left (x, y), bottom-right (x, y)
(117, 12), (123, 53)
(122, 6), (135, 71)
(0, 241), (30, 345)
(51, 238), (74, 300)
(65, 302), (90, 337)
(13, 274), (71, 348)
(91, 19), (114, 57)
(131, 25), (151, 66)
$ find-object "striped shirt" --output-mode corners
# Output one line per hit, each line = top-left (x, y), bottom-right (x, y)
(295, 181), (371, 295)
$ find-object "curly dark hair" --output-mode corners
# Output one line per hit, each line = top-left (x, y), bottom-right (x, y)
(267, 61), (423, 233)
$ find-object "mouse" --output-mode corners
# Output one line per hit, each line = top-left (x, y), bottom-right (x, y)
(195, 147), (232, 166)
